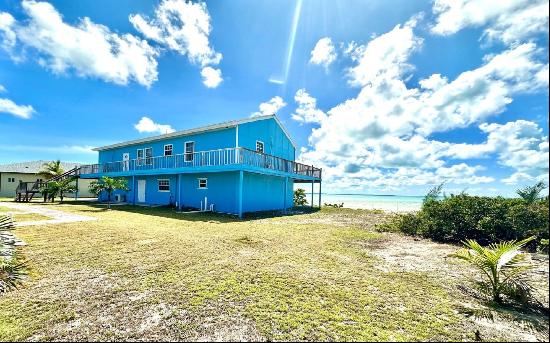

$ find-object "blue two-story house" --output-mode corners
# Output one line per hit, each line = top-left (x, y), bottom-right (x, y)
(79, 115), (322, 217)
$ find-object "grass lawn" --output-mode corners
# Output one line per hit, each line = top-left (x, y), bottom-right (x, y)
(10, 213), (52, 222)
(0, 202), (548, 341)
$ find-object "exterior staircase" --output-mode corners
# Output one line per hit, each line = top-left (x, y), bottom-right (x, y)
(14, 167), (80, 202)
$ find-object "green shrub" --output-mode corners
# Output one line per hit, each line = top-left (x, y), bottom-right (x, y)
(388, 194), (549, 251)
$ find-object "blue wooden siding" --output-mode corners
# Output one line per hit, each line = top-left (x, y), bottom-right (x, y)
(98, 127), (237, 164)
(179, 172), (239, 213)
(242, 172), (293, 212)
(238, 118), (295, 160)
(90, 116), (316, 215)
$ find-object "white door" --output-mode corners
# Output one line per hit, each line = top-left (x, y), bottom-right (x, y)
(137, 179), (146, 202)
(123, 153), (130, 171)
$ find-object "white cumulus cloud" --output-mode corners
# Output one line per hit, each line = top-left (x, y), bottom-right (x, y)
(200, 66), (223, 88)
(134, 116), (175, 134)
(431, 0), (549, 46)
(130, 0), (221, 66)
(251, 96), (286, 117)
(129, 0), (223, 87)
(0, 97), (35, 119)
(0, 0), (159, 87)
(291, 89), (327, 124)
(297, 17), (549, 192)
(309, 37), (337, 69)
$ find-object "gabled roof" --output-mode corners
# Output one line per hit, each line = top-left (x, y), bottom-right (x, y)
(93, 114), (297, 151)
(0, 160), (82, 174)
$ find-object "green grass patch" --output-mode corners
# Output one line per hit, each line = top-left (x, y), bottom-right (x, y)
(0, 202), (546, 341)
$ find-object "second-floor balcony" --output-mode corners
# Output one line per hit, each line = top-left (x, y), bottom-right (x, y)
(79, 147), (322, 179)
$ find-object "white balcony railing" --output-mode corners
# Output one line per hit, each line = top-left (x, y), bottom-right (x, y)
(79, 147), (322, 179)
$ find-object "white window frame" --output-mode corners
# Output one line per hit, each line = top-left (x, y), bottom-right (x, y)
(164, 144), (173, 156)
(145, 147), (153, 165)
(137, 147), (153, 166)
(158, 179), (170, 192)
(137, 149), (144, 166)
(184, 141), (195, 162)
(256, 140), (264, 153)
(198, 178), (207, 189)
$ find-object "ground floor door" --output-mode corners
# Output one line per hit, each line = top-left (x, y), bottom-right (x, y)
(137, 179), (146, 202)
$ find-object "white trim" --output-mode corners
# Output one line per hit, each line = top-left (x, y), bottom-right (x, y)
(198, 177), (207, 189)
(256, 140), (264, 153)
(235, 125), (239, 148)
(164, 144), (173, 156)
(157, 178), (170, 192)
(93, 114), (297, 151)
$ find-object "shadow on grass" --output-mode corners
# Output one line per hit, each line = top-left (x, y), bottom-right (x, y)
(34, 200), (321, 223)
(457, 284), (549, 334)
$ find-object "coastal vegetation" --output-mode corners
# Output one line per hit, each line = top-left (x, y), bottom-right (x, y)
(383, 183), (549, 251)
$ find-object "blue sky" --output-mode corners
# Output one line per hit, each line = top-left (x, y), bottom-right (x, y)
(0, 0), (548, 196)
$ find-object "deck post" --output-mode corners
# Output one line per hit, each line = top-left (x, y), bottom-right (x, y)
(311, 180), (314, 208)
(318, 181), (322, 208)
(74, 177), (79, 200)
(238, 170), (243, 218)
(177, 174), (182, 210)
(132, 175), (136, 205)
(284, 176), (288, 213)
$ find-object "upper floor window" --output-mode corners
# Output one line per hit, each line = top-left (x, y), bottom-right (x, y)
(7, 177), (15, 182)
(256, 140), (264, 153)
(185, 141), (195, 162)
(137, 147), (153, 166)
(164, 144), (173, 156)
(158, 179), (170, 192)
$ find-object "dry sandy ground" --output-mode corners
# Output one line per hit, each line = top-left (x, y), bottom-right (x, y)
(276, 210), (550, 342)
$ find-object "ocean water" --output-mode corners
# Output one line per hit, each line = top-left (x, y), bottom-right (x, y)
(320, 194), (424, 212)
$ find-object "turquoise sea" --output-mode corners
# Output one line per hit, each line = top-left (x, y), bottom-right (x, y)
(320, 193), (425, 212)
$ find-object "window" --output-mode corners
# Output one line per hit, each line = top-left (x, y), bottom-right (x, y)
(256, 140), (264, 153)
(164, 144), (173, 156)
(185, 141), (195, 162)
(145, 147), (153, 165)
(138, 148), (153, 166)
(198, 178), (207, 189)
(7, 177), (15, 182)
(137, 149), (144, 166)
(158, 179), (170, 192)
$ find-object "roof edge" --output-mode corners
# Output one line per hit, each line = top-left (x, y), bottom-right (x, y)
(93, 114), (296, 151)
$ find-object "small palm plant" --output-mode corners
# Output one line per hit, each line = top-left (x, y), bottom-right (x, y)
(294, 188), (308, 206)
(40, 177), (77, 203)
(453, 237), (535, 304)
(516, 181), (547, 205)
(1, 215), (27, 293)
(89, 177), (129, 209)
(38, 160), (64, 179)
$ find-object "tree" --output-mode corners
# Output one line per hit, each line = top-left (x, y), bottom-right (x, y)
(40, 177), (77, 203)
(38, 160), (64, 180)
(516, 181), (547, 205)
(89, 177), (129, 209)
(424, 182), (445, 203)
(294, 188), (308, 206)
(453, 236), (534, 304)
